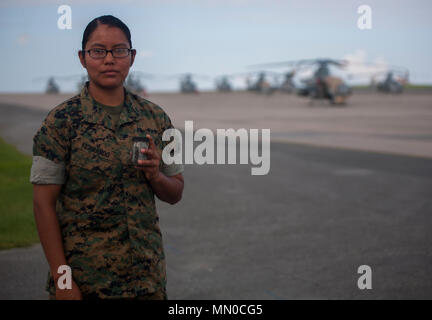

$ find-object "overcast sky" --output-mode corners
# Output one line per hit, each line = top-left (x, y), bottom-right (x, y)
(1, 0), (431, 92)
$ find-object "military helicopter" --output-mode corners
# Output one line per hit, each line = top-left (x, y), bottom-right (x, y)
(347, 64), (409, 94)
(244, 71), (284, 95)
(249, 59), (352, 105)
(242, 70), (296, 94)
(279, 70), (296, 93)
(124, 71), (154, 97)
(75, 71), (152, 96)
(214, 75), (233, 92)
(46, 77), (60, 94)
(179, 73), (198, 93)
(247, 72), (272, 95)
(372, 68), (409, 94)
(34, 75), (86, 94)
(153, 72), (202, 93)
(170, 73), (214, 93)
(213, 72), (260, 93)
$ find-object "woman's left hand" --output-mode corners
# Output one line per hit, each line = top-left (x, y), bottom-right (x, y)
(135, 134), (161, 182)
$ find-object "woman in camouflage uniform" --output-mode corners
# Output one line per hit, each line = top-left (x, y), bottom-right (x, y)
(30, 15), (184, 300)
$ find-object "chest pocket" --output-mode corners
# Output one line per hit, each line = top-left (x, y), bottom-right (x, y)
(66, 137), (114, 194)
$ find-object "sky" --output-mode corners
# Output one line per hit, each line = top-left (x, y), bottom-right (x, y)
(0, 0), (431, 93)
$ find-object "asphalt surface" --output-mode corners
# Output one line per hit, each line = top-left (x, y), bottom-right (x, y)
(0, 101), (431, 299)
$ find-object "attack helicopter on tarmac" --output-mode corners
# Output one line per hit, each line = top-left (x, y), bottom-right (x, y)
(34, 74), (87, 94)
(45, 77), (60, 94)
(124, 71), (155, 97)
(347, 63), (409, 94)
(180, 73), (198, 93)
(75, 72), (150, 96)
(178, 73), (217, 93)
(279, 70), (296, 93)
(249, 58), (352, 105)
(245, 71), (286, 95)
(213, 72), (272, 93)
(370, 68), (409, 94)
(214, 75), (233, 92)
(154, 72), (210, 93)
(247, 72), (272, 95)
(36, 72), (152, 96)
(213, 70), (305, 95)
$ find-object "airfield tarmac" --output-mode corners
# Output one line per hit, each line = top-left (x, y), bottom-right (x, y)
(1, 89), (432, 158)
(0, 89), (431, 299)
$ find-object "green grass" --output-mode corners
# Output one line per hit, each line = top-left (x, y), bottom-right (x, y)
(351, 84), (432, 90)
(405, 84), (432, 89)
(0, 137), (39, 250)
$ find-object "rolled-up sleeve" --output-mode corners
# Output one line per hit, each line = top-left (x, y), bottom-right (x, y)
(30, 109), (69, 185)
(30, 156), (65, 184)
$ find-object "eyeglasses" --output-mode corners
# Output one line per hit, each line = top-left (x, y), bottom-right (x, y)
(85, 48), (133, 59)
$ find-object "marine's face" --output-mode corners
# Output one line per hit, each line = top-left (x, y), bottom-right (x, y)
(79, 24), (136, 89)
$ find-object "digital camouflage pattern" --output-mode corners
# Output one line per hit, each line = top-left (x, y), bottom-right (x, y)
(32, 82), (183, 299)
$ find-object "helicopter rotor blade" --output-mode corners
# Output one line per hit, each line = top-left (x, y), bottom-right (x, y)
(247, 59), (316, 69)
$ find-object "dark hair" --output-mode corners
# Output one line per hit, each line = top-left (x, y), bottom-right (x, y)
(82, 15), (132, 51)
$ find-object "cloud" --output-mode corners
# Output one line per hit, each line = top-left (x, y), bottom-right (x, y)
(342, 49), (389, 80)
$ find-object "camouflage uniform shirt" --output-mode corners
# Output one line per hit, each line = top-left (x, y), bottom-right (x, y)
(30, 82), (183, 298)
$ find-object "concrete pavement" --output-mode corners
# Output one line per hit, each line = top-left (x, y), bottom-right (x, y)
(0, 91), (431, 299)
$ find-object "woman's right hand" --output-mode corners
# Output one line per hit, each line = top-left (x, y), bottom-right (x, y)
(55, 280), (82, 300)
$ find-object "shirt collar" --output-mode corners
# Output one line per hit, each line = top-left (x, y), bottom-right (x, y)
(79, 81), (144, 130)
